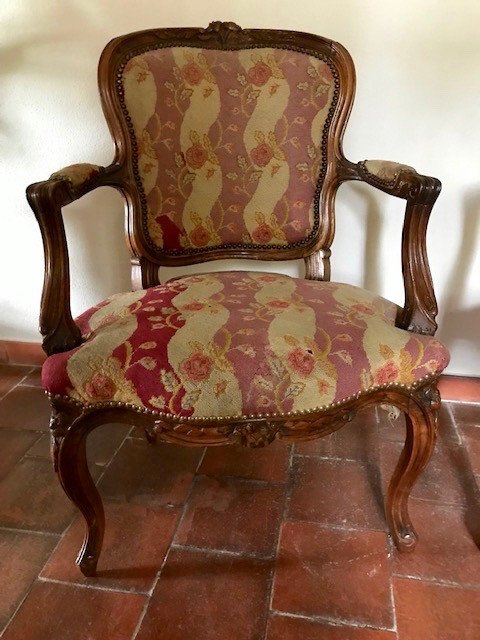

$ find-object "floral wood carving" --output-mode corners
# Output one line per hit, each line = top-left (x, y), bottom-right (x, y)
(232, 422), (279, 448)
(153, 418), (279, 447)
(49, 399), (82, 471)
(151, 21), (298, 48)
(151, 402), (358, 448)
(415, 382), (441, 412)
(199, 21), (247, 46)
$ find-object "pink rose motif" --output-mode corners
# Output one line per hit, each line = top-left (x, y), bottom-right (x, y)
(247, 61), (272, 86)
(374, 361), (399, 385)
(180, 352), (213, 382)
(258, 274), (279, 283)
(252, 223), (273, 244)
(182, 62), (204, 85)
(290, 219), (303, 232)
(250, 142), (273, 167)
(186, 143), (208, 169)
(85, 373), (116, 400)
(183, 301), (205, 311)
(317, 379), (330, 394)
(287, 347), (315, 377)
(190, 225), (210, 247)
(352, 303), (375, 316)
(268, 299), (290, 309)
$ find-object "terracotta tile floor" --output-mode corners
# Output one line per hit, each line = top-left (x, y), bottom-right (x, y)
(0, 365), (479, 639)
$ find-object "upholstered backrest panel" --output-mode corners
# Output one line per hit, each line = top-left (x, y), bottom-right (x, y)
(119, 46), (338, 255)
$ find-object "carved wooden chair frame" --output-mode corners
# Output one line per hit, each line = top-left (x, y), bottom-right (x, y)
(28, 22), (442, 577)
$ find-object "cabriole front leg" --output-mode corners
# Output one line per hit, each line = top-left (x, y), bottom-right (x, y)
(56, 414), (105, 577)
(386, 382), (439, 551)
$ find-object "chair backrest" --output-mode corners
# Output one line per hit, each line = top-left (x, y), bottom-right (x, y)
(99, 22), (355, 270)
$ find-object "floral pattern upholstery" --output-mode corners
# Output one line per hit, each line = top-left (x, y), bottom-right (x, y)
(121, 47), (336, 253)
(42, 272), (449, 419)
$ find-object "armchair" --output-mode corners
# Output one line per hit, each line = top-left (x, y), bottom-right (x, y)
(27, 22), (449, 577)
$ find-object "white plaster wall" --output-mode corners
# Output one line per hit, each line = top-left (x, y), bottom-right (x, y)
(1, 0), (479, 375)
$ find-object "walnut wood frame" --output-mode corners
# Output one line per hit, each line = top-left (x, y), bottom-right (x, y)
(27, 22), (443, 576)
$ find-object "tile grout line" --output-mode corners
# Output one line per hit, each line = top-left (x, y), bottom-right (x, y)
(92, 425), (134, 489)
(270, 608), (397, 633)
(194, 445), (207, 474)
(170, 541), (274, 561)
(168, 451), (207, 552)
(444, 401), (462, 445)
(193, 470), (288, 487)
(271, 515), (388, 535)
(0, 366), (38, 402)
(16, 432), (50, 467)
(0, 525), (61, 538)
(392, 573), (480, 591)
(445, 399), (480, 407)
(386, 532), (398, 633)
(292, 452), (367, 463)
(262, 444), (296, 639)
(37, 575), (148, 596)
(130, 446), (208, 640)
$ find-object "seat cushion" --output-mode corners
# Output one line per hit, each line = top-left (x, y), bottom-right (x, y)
(42, 271), (449, 419)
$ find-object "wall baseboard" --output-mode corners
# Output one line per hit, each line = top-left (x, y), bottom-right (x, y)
(438, 375), (480, 404)
(0, 339), (478, 403)
(0, 340), (46, 366)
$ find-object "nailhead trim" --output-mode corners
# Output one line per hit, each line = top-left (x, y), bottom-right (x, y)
(115, 42), (340, 258)
(357, 160), (416, 188)
(47, 372), (438, 423)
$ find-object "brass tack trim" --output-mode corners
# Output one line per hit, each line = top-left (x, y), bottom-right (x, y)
(46, 372), (439, 423)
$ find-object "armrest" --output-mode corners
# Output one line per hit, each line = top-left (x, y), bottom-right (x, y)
(27, 163), (122, 356)
(49, 163), (104, 199)
(338, 158), (442, 336)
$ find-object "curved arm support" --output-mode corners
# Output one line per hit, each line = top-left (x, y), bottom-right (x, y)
(337, 158), (441, 336)
(26, 163), (123, 355)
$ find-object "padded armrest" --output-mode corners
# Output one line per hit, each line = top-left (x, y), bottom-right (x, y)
(359, 159), (416, 184)
(48, 163), (106, 200)
(350, 159), (441, 205)
(49, 162), (105, 195)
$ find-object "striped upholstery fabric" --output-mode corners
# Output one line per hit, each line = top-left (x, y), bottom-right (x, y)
(42, 272), (449, 419)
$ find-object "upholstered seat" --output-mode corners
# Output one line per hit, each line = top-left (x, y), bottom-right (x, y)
(43, 271), (448, 419)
